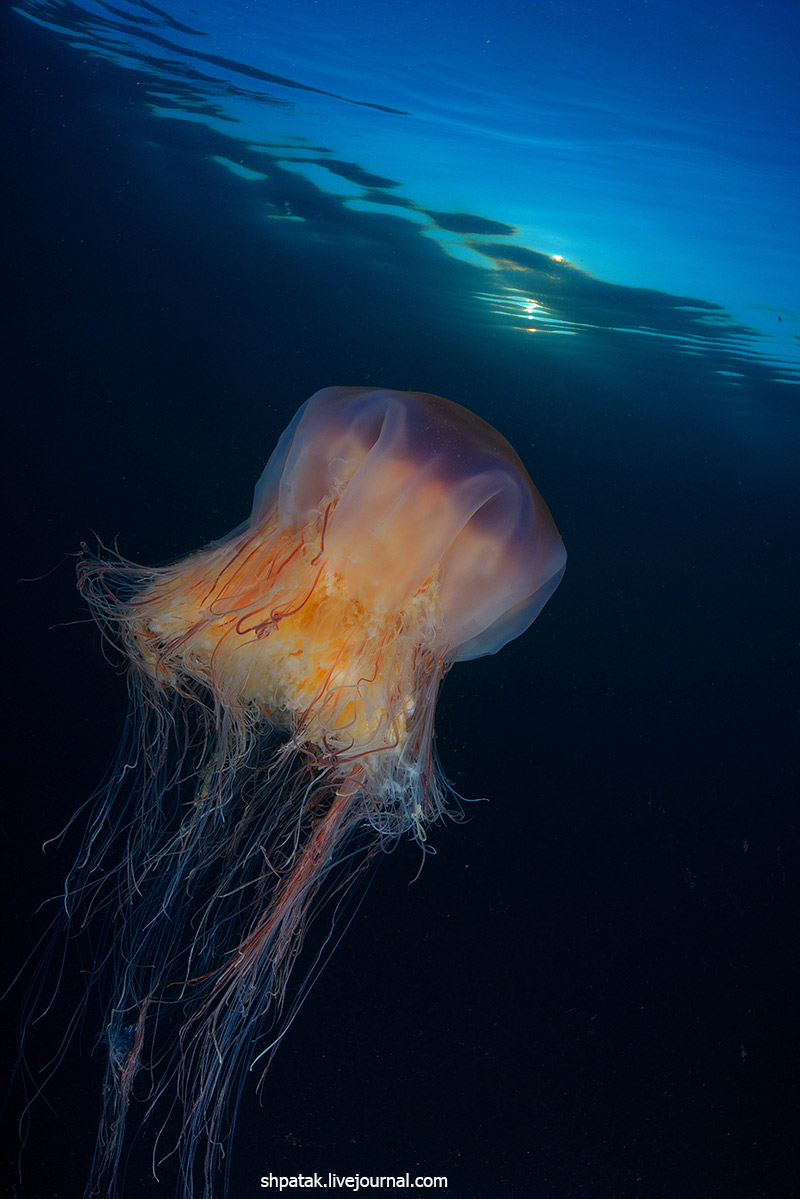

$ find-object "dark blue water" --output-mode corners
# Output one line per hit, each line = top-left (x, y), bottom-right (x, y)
(4, 3), (798, 1198)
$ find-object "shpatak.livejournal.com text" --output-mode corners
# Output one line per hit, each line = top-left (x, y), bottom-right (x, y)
(260, 1174), (448, 1191)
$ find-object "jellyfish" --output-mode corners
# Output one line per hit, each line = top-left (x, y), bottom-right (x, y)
(68, 386), (565, 1198)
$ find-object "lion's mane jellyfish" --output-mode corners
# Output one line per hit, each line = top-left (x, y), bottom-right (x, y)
(72, 386), (566, 1197)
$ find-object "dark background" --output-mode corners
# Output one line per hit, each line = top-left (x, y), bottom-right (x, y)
(4, 9), (799, 1198)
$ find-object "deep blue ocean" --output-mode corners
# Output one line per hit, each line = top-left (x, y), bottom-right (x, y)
(3, 2), (798, 1198)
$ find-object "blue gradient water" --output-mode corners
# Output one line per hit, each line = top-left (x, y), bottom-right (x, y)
(15, 0), (800, 378)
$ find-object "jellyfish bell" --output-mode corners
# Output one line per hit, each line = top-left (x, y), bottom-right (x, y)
(71, 387), (565, 1197)
(122, 386), (565, 814)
